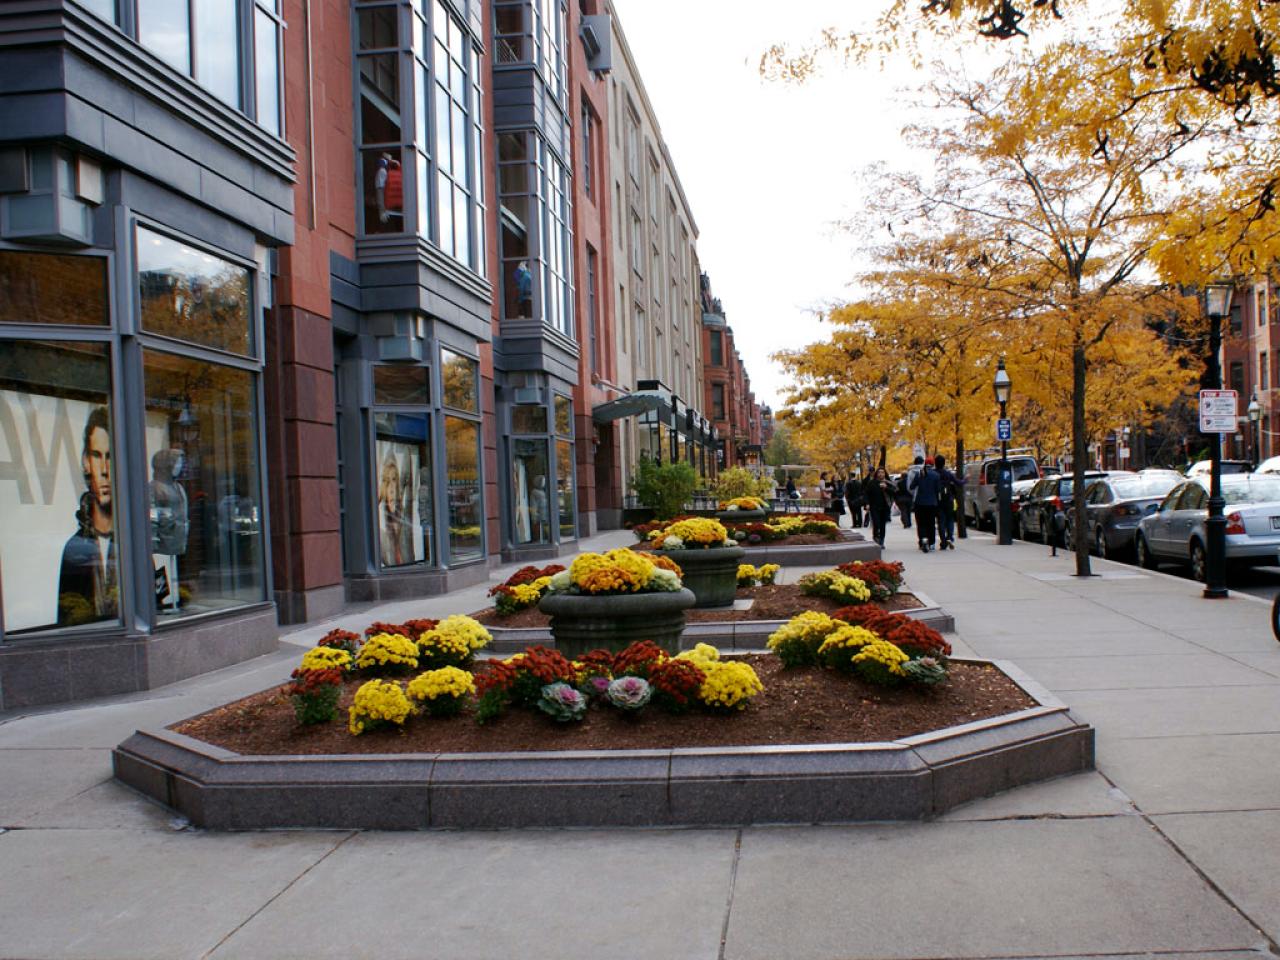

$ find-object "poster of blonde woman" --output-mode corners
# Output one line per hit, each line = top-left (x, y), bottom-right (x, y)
(376, 440), (424, 567)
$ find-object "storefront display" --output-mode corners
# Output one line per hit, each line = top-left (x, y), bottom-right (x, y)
(445, 415), (482, 562)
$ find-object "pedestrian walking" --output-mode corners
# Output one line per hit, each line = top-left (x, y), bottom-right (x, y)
(863, 467), (896, 547)
(845, 473), (866, 529)
(824, 472), (846, 525)
(933, 454), (962, 550)
(896, 456), (924, 529)
(784, 476), (799, 512)
(908, 457), (943, 552)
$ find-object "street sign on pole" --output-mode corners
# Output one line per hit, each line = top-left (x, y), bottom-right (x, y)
(1199, 389), (1238, 433)
(996, 418), (1012, 442)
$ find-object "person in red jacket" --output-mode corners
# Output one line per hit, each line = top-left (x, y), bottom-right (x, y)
(375, 153), (404, 224)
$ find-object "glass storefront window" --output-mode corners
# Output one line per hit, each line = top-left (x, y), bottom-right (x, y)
(0, 251), (108, 326)
(441, 348), (478, 412)
(554, 395), (572, 436)
(143, 349), (265, 621)
(0, 341), (119, 632)
(511, 404), (546, 434)
(137, 227), (252, 356)
(556, 439), (575, 540)
(374, 413), (433, 568)
(445, 415), (482, 561)
(511, 438), (549, 545)
(374, 364), (430, 405)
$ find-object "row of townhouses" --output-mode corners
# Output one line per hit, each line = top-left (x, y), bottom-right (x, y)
(0, 0), (767, 708)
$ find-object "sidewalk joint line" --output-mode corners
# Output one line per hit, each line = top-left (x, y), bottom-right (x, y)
(199, 830), (360, 960)
(716, 829), (742, 960)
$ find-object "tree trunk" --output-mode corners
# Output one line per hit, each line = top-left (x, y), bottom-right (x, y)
(955, 413), (967, 538)
(1072, 339), (1092, 576)
(878, 444), (887, 469)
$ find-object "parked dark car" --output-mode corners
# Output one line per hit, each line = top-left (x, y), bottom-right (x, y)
(1019, 471), (1115, 544)
(963, 455), (1041, 531)
(1079, 472), (1183, 559)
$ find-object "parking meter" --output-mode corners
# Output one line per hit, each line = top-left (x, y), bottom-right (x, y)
(996, 465), (1014, 545)
(1050, 509), (1068, 556)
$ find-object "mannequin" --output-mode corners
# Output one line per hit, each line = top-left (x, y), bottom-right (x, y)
(515, 261), (533, 317)
(375, 152), (404, 224)
(149, 448), (188, 611)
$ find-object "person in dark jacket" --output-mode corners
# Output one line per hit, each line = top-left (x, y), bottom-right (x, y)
(845, 474), (866, 528)
(933, 453), (962, 550)
(908, 457), (943, 552)
(862, 468), (896, 547)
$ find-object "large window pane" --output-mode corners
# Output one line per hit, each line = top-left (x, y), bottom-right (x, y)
(557, 439), (575, 540)
(0, 341), (119, 632)
(138, 0), (191, 73)
(0, 251), (108, 326)
(554, 395), (572, 436)
(143, 350), (264, 620)
(445, 416), (482, 561)
(441, 348), (477, 412)
(511, 438), (549, 544)
(254, 8), (281, 135)
(511, 404), (546, 434)
(373, 364), (430, 405)
(374, 414), (433, 568)
(137, 227), (252, 356)
(196, 0), (241, 108)
(363, 149), (407, 234)
(80, 0), (118, 24)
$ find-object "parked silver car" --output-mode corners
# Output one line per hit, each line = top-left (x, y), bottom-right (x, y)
(1134, 474), (1280, 580)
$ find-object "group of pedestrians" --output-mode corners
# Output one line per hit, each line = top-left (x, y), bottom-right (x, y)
(820, 456), (964, 553)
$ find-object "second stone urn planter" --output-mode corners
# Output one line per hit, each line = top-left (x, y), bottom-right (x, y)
(539, 588), (696, 659)
(659, 545), (746, 608)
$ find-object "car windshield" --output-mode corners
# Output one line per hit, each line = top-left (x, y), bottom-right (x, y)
(1111, 476), (1180, 498)
(1222, 476), (1280, 505)
(1012, 461), (1039, 481)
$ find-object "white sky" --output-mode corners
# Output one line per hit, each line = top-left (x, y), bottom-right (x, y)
(605, 0), (1031, 410)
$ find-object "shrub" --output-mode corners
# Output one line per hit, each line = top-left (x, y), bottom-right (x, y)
(631, 457), (698, 520)
(406, 666), (475, 717)
(878, 618), (952, 660)
(365, 621), (412, 639)
(766, 611), (846, 668)
(661, 517), (730, 549)
(831, 606), (908, 633)
(474, 646), (577, 722)
(538, 682), (588, 722)
(798, 570), (872, 604)
(698, 660), (764, 711)
(348, 679), (412, 734)
(851, 640), (911, 687)
(416, 615), (491, 668)
(648, 656), (707, 712)
(286, 667), (343, 725)
(611, 640), (670, 680)
(297, 645), (354, 674)
(816, 625), (881, 672)
(556, 550), (680, 595)
(356, 633), (419, 674)
(488, 565), (565, 616)
(606, 676), (653, 711)
(836, 560), (905, 599)
(318, 629), (361, 659)
(737, 563), (781, 587)
(711, 466), (774, 502)
(400, 618), (439, 640)
(902, 657), (948, 686)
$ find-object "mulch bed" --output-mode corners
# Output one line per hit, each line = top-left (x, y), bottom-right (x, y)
(172, 657), (1035, 756)
(469, 584), (925, 628)
(630, 532), (853, 551)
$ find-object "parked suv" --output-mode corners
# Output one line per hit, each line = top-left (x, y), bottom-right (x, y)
(963, 455), (1042, 531)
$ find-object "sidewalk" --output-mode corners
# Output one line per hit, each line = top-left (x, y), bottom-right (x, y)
(2, 523), (1279, 959)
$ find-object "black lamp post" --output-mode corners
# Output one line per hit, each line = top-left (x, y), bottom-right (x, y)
(1204, 282), (1234, 599)
(1249, 393), (1261, 466)
(993, 358), (1013, 545)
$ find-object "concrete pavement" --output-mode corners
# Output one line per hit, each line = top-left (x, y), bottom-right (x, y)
(1, 521), (1279, 959)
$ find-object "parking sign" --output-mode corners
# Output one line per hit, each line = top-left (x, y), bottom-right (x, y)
(996, 418), (1012, 442)
(1199, 390), (1238, 433)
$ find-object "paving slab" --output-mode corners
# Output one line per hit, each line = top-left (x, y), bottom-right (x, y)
(725, 817), (1264, 960)
(209, 829), (737, 960)
(1099, 733), (1280, 814)
(0, 748), (112, 825)
(1156, 810), (1280, 943)
(1002, 652), (1277, 692)
(1227, 650), (1280, 679)
(21, 777), (177, 830)
(0, 828), (344, 960)
(1062, 685), (1280, 739)
(964, 629), (1207, 661)
(939, 770), (1136, 821)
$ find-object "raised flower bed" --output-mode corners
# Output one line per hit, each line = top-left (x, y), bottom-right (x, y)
(652, 517), (745, 608)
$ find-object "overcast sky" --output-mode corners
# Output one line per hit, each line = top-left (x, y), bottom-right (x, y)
(605, 0), (952, 410)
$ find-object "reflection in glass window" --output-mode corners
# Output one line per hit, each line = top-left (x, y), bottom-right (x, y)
(554, 395), (572, 436)
(0, 251), (108, 326)
(373, 365), (430, 405)
(143, 350), (265, 621)
(511, 405), (547, 434)
(374, 414), (433, 568)
(138, 0), (191, 73)
(137, 228), (252, 355)
(0, 341), (119, 632)
(441, 349), (478, 412)
(81, 0), (118, 25)
(196, 0), (241, 108)
(512, 438), (549, 545)
(494, 2), (527, 63)
(254, 6), (281, 135)
(445, 416), (483, 561)
(557, 439), (575, 539)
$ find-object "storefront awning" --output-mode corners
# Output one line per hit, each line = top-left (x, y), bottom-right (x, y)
(592, 393), (669, 424)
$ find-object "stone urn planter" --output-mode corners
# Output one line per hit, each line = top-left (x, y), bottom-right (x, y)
(715, 509), (768, 523)
(538, 588), (696, 659)
(659, 544), (746, 608)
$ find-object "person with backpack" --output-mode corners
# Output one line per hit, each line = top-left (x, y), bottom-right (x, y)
(908, 457), (943, 552)
(933, 454), (962, 550)
(862, 467), (896, 547)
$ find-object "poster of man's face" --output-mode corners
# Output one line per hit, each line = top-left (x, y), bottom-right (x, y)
(0, 392), (118, 632)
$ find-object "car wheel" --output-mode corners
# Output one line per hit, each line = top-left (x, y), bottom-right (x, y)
(1135, 534), (1157, 570)
(1095, 528), (1107, 559)
(1190, 540), (1207, 583)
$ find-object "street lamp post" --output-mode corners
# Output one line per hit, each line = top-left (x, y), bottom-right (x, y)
(1249, 393), (1261, 466)
(1203, 283), (1234, 599)
(993, 358), (1013, 545)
